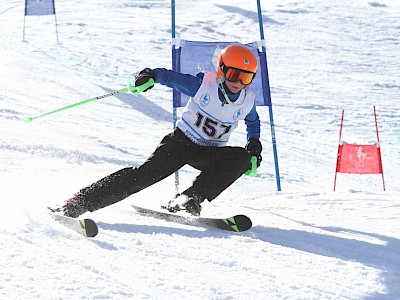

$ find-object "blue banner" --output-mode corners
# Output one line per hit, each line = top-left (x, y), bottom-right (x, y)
(25, 0), (55, 16)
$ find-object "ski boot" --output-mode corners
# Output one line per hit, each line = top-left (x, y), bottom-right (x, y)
(167, 193), (204, 216)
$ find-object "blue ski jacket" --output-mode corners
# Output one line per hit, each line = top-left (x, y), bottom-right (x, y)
(154, 68), (261, 141)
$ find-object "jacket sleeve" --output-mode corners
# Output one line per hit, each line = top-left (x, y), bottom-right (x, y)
(154, 68), (203, 97)
(244, 104), (261, 140)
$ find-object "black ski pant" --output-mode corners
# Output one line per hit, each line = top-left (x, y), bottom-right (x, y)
(75, 128), (251, 212)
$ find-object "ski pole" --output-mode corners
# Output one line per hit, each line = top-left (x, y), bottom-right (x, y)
(24, 79), (154, 123)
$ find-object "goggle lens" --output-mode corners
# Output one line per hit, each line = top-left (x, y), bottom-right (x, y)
(224, 67), (255, 85)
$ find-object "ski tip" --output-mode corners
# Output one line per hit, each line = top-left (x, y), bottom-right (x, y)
(224, 215), (252, 232)
(236, 214), (252, 231)
(80, 219), (99, 238)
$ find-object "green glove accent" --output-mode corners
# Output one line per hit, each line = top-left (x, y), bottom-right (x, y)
(245, 156), (258, 176)
(128, 78), (155, 95)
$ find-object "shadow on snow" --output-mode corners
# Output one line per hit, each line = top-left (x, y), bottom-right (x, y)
(250, 224), (400, 299)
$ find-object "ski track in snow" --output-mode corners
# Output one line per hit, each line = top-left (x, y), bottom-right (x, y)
(1, 0), (399, 299)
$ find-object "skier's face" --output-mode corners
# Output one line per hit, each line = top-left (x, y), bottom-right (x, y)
(225, 79), (245, 94)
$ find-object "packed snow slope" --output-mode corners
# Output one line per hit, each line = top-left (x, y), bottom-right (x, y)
(1, 0), (399, 299)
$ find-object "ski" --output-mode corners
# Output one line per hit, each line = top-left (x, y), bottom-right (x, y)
(131, 205), (252, 232)
(49, 212), (98, 238)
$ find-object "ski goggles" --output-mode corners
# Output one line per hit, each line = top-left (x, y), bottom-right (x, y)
(223, 66), (256, 85)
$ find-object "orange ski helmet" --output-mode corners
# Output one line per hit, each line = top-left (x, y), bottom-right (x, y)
(217, 44), (258, 85)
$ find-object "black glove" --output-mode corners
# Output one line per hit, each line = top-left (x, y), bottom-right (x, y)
(245, 138), (262, 167)
(134, 68), (157, 92)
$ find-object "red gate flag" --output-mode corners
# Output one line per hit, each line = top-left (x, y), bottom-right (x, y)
(336, 143), (383, 174)
(333, 106), (385, 191)
(25, 0), (55, 16)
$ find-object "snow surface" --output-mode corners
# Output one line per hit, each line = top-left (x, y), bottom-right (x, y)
(1, 0), (400, 299)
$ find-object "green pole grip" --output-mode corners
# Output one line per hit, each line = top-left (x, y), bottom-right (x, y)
(128, 78), (155, 95)
(245, 156), (258, 176)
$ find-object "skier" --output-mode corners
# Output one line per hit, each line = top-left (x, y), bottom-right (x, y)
(60, 43), (263, 217)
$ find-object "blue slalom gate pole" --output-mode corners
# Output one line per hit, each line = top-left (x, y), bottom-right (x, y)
(171, 0), (180, 193)
(256, 0), (282, 191)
